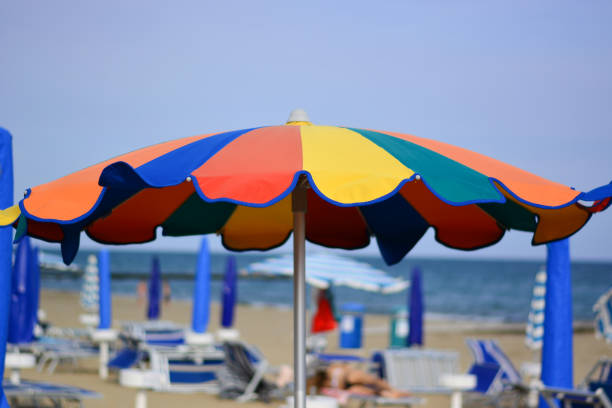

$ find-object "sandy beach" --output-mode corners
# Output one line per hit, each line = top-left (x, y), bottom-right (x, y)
(6, 289), (609, 408)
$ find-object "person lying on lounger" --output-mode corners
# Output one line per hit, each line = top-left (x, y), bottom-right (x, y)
(306, 362), (411, 399)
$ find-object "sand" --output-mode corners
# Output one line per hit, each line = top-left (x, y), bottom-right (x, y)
(5, 290), (609, 408)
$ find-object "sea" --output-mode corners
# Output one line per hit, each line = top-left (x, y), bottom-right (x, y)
(39, 248), (612, 324)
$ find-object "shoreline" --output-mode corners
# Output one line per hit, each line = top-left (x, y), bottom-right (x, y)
(39, 288), (596, 329)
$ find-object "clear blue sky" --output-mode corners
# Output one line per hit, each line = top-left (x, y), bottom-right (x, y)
(1, 1), (611, 260)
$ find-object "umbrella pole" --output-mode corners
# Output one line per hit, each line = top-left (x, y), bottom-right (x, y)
(292, 181), (307, 408)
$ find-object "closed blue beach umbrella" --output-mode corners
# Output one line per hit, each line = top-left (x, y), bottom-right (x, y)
(221, 255), (237, 328)
(192, 237), (211, 333)
(407, 267), (423, 347)
(98, 249), (112, 329)
(8, 236), (35, 344)
(29, 245), (41, 333)
(147, 256), (161, 320)
(0, 128), (14, 408)
(541, 239), (573, 394)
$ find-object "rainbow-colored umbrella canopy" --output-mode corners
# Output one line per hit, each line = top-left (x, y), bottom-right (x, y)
(1, 118), (610, 264)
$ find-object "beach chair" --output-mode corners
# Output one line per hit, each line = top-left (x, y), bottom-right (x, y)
(121, 320), (186, 347)
(464, 339), (526, 407)
(370, 348), (460, 394)
(465, 339), (522, 385)
(580, 358), (612, 402)
(108, 345), (145, 370)
(217, 341), (281, 402)
(146, 345), (225, 393)
(533, 358), (612, 408)
(312, 352), (367, 364)
(33, 336), (99, 373)
(3, 379), (102, 408)
(539, 386), (612, 408)
(118, 344), (225, 400)
(109, 320), (186, 371)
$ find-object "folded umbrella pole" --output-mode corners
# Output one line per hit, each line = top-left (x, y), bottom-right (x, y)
(188, 237), (213, 345)
(147, 257), (161, 320)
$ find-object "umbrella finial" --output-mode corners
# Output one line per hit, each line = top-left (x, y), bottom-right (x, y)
(287, 109), (311, 125)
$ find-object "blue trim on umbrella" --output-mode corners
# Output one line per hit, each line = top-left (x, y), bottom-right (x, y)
(490, 178), (583, 210)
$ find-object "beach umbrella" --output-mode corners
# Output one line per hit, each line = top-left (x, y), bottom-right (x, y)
(80, 254), (99, 313)
(7, 236), (35, 344)
(407, 267), (423, 347)
(248, 253), (409, 293)
(525, 267), (546, 350)
(1, 110), (611, 408)
(98, 249), (112, 329)
(192, 237), (211, 334)
(221, 255), (237, 328)
(541, 239), (573, 392)
(147, 256), (162, 320)
(593, 287), (612, 343)
(29, 245), (41, 334)
(0, 127), (14, 408)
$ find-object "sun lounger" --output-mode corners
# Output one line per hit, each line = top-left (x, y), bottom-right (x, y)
(465, 339), (521, 384)
(119, 345), (225, 397)
(146, 345), (225, 393)
(121, 320), (186, 347)
(217, 341), (280, 402)
(108, 346), (145, 370)
(7, 334), (99, 374)
(371, 348), (460, 394)
(580, 358), (612, 403)
(464, 339), (527, 407)
(313, 353), (367, 363)
(109, 320), (186, 371)
(539, 385), (612, 408)
(33, 337), (99, 373)
(3, 378), (102, 408)
(467, 363), (504, 395)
